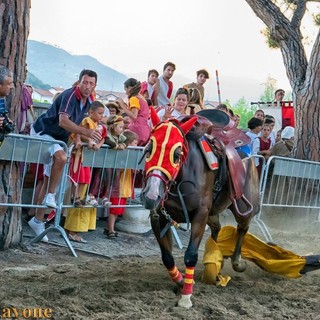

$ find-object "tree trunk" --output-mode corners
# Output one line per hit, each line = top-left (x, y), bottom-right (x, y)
(0, 0), (30, 249)
(245, 0), (320, 161)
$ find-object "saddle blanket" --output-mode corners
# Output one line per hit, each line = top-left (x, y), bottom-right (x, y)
(198, 137), (219, 171)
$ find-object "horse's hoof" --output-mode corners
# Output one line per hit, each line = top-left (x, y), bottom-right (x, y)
(178, 294), (192, 309)
(232, 261), (247, 273)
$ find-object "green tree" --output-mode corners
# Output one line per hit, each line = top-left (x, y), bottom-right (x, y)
(259, 76), (277, 102)
(245, 0), (320, 161)
(231, 98), (256, 129)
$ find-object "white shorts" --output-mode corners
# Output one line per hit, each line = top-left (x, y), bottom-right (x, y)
(30, 127), (64, 177)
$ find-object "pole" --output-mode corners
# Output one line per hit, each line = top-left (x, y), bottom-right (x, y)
(215, 70), (221, 104)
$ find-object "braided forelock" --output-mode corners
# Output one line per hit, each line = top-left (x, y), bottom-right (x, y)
(128, 81), (141, 98)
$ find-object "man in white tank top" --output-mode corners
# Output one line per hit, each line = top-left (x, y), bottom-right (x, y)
(153, 62), (176, 107)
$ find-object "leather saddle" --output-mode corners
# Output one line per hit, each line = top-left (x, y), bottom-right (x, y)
(197, 109), (253, 218)
(197, 109), (250, 148)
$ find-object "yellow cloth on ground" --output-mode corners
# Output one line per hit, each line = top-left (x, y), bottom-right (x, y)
(202, 238), (231, 286)
(202, 226), (306, 286)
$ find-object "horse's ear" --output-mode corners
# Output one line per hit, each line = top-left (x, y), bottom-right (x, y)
(150, 106), (160, 127)
(180, 116), (198, 135)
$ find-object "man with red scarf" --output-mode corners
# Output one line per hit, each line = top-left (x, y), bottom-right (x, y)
(29, 69), (102, 242)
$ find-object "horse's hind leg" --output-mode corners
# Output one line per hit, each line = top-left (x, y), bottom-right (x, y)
(231, 224), (248, 272)
(207, 214), (221, 241)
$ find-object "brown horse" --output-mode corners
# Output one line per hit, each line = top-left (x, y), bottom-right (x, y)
(141, 114), (260, 308)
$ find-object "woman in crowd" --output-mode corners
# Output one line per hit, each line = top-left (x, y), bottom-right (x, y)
(116, 78), (150, 146)
(157, 87), (189, 121)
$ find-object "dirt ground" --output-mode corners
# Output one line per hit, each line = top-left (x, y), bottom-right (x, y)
(1, 209), (320, 320)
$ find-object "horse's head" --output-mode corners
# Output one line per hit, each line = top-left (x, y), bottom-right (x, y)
(141, 116), (198, 210)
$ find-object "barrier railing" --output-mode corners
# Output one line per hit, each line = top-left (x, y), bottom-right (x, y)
(254, 156), (320, 242)
(3, 134), (316, 254)
(0, 134), (146, 257)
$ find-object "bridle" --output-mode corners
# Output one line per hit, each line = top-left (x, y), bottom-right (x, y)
(145, 170), (177, 207)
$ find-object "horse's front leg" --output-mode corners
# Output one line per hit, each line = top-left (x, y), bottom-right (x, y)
(178, 221), (207, 309)
(231, 225), (249, 272)
(151, 217), (184, 289)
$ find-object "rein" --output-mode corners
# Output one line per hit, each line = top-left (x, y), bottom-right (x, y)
(169, 180), (196, 230)
(146, 119), (195, 239)
(147, 170), (195, 236)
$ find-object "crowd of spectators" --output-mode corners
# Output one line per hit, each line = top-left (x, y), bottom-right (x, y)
(1, 63), (295, 243)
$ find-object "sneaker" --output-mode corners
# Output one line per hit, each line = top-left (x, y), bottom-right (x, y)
(42, 193), (57, 208)
(46, 210), (56, 222)
(28, 217), (49, 243)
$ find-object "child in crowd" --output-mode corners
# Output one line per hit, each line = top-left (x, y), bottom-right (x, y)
(254, 109), (265, 121)
(87, 115), (126, 207)
(275, 129), (282, 143)
(106, 101), (121, 116)
(64, 101), (107, 243)
(122, 113), (131, 130)
(104, 115), (127, 150)
(98, 115), (127, 208)
(264, 116), (276, 147)
(185, 87), (203, 115)
(69, 101), (107, 207)
(252, 123), (272, 178)
(105, 130), (139, 239)
(215, 103), (229, 113)
(245, 117), (263, 152)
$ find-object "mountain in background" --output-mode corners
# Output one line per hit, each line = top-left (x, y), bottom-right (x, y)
(26, 71), (51, 89)
(26, 40), (127, 91)
(27, 40), (265, 103)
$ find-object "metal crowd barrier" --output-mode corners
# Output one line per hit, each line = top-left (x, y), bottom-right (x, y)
(3, 135), (317, 254)
(254, 156), (320, 242)
(0, 133), (146, 257)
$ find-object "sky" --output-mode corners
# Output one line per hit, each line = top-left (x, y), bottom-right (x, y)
(29, 0), (317, 103)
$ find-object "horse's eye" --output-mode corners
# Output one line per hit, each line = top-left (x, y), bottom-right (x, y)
(145, 142), (153, 159)
(173, 147), (182, 163)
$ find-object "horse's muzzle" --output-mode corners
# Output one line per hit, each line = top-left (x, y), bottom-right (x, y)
(144, 197), (162, 210)
(141, 188), (162, 210)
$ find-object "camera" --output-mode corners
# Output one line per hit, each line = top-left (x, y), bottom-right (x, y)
(0, 97), (14, 134)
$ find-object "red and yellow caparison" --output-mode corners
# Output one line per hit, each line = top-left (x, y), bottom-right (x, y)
(145, 117), (198, 180)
